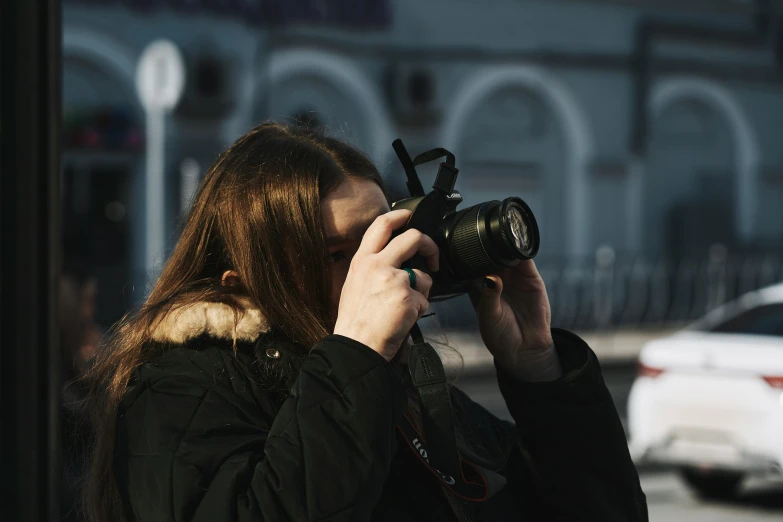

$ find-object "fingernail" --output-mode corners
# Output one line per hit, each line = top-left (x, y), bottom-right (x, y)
(484, 277), (495, 289)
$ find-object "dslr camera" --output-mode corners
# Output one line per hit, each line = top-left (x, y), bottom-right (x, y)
(389, 140), (540, 301)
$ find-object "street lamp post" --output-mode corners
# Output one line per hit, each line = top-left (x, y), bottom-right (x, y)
(135, 39), (186, 286)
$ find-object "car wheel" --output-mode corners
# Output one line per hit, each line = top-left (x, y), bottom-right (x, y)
(680, 467), (744, 500)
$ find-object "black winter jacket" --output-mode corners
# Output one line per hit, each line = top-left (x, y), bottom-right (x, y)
(114, 301), (648, 521)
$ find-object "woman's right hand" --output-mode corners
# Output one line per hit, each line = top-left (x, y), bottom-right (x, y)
(333, 209), (440, 362)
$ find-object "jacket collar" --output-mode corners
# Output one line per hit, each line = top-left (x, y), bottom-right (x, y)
(150, 299), (271, 344)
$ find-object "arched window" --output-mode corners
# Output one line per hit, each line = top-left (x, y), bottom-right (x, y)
(291, 107), (324, 131)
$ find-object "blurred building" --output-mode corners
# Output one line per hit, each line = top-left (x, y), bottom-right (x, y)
(62, 0), (783, 326)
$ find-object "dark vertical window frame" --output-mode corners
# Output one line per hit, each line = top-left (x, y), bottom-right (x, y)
(0, 0), (62, 520)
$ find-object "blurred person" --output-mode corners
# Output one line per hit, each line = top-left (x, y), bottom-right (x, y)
(61, 261), (102, 374)
(82, 123), (647, 522)
(61, 260), (102, 522)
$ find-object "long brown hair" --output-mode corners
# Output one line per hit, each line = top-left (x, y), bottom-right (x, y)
(82, 122), (482, 522)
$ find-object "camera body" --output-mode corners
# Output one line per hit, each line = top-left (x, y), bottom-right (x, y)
(389, 140), (540, 302)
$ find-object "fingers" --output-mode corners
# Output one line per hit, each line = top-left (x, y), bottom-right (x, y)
(381, 229), (440, 272)
(404, 268), (432, 300)
(409, 270), (431, 321)
(354, 210), (440, 274)
(484, 274), (504, 294)
(468, 273), (505, 313)
(356, 209), (412, 257)
(415, 292), (430, 318)
(514, 259), (541, 279)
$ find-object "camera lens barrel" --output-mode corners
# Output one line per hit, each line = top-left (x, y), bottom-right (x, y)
(449, 202), (490, 275)
(443, 197), (539, 279)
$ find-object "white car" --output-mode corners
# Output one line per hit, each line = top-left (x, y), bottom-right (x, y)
(628, 282), (783, 499)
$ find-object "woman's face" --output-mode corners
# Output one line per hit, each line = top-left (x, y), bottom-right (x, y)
(321, 176), (390, 318)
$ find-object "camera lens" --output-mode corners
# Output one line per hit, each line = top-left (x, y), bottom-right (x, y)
(497, 197), (538, 260)
(507, 206), (528, 253)
(441, 197), (539, 279)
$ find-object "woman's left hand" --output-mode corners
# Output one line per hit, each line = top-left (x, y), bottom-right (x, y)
(468, 259), (554, 375)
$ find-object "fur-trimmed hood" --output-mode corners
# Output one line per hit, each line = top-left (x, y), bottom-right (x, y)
(150, 300), (271, 344)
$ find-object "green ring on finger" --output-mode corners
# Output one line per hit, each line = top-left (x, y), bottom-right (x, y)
(403, 267), (417, 290)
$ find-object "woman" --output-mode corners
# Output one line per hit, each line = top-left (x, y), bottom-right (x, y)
(84, 122), (647, 522)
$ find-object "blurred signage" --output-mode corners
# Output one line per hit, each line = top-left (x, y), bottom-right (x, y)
(63, 105), (143, 151)
(63, 0), (391, 28)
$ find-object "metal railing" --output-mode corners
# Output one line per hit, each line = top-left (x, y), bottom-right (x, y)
(541, 246), (783, 332)
(88, 246), (783, 335)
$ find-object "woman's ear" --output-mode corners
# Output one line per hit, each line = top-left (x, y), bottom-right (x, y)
(221, 270), (240, 287)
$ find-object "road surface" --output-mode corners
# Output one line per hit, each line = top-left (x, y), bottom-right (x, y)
(642, 471), (783, 521)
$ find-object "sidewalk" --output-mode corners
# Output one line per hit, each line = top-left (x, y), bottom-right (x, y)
(421, 327), (680, 374)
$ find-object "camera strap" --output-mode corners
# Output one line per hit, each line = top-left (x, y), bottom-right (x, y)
(397, 413), (496, 501)
(400, 322), (507, 501)
(390, 138), (507, 500)
(406, 322), (461, 478)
